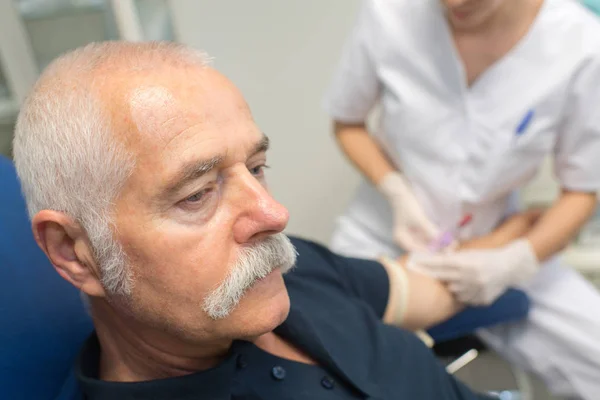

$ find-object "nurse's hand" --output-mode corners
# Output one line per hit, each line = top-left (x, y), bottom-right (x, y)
(378, 172), (441, 252)
(409, 239), (540, 305)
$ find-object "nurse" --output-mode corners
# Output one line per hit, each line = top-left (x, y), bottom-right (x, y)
(324, 0), (600, 398)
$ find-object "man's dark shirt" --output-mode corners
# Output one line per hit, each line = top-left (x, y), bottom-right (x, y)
(76, 237), (490, 399)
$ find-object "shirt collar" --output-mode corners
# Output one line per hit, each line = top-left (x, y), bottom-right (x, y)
(77, 306), (377, 400)
(275, 305), (375, 398)
(76, 333), (238, 400)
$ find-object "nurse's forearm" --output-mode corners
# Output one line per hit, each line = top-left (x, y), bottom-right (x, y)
(461, 209), (544, 250)
(526, 190), (597, 261)
(333, 121), (395, 185)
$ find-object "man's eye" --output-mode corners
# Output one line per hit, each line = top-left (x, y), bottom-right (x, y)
(250, 164), (269, 177)
(186, 189), (211, 203)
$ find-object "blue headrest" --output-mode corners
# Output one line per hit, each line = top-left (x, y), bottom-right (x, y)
(0, 156), (93, 400)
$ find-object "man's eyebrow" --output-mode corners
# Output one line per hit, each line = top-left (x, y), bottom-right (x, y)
(163, 155), (224, 197)
(252, 135), (270, 156)
(161, 135), (269, 198)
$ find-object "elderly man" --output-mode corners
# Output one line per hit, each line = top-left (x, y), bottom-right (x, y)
(12, 41), (530, 399)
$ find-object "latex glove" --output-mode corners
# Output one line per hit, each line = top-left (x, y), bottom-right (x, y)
(409, 239), (539, 305)
(378, 172), (441, 252)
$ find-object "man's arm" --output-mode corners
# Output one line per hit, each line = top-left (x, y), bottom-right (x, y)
(381, 209), (543, 331)
(381, 259), (461, 331)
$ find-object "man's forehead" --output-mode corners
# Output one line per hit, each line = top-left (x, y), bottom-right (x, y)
(105, 68), (262, 188)
(106, 67), (249, 143)
(128, 85), (181, 141)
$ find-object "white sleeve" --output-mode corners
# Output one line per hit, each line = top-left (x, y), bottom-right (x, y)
(322, 0), (382, 123)
(554, 55), (600, 192)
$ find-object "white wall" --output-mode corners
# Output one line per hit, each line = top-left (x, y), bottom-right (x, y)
(170, 0), (363, 244)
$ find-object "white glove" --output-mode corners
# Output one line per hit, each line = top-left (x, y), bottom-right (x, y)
(378, 172), (441, 252)
(409, 239), (539, 306)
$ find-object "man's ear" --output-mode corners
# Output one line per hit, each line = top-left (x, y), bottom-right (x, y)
(32, 210), (106, 298)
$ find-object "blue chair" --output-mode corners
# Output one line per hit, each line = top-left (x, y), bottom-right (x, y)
(0, 156), (93, 400)
(428, 288), (530, 343)
(427, 281), (532, 399)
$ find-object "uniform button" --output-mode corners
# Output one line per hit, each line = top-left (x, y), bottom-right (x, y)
(321, 376), (335, 389)
(271, 366), (286, 380)
(236, 355), (247, 369)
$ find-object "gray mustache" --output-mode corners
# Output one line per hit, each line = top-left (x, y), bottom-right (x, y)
(203, 234), (297, 319)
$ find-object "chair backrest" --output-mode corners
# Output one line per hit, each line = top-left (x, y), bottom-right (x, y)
(0, 156), (93, 400)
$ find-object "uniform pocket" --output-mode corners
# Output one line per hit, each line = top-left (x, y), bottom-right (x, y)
(494, 142), (549, 196)
(460, 117), (554, 203)
(511, 125), (555, 154)
(489, 136), (554, 201)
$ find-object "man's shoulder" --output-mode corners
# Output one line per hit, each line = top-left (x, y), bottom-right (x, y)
(286, 236), (343, 281)
(288, 236), (340, 265)
(288, 236), (329, 256)
(284, 236), (356, 301)
(284, 235), (388, 311)
(286, 235), (381, 278)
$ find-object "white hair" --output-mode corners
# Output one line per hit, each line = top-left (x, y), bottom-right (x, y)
(13, 41), (211, 296)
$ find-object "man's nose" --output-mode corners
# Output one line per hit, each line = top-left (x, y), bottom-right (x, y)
(231, 169), (289, 244)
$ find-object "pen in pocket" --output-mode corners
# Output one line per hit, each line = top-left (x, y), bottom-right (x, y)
(515, 109), (535, 137)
